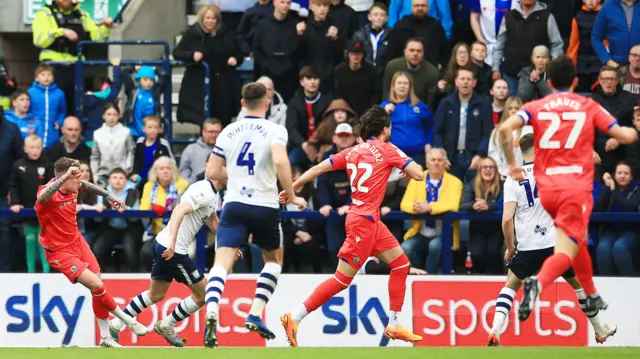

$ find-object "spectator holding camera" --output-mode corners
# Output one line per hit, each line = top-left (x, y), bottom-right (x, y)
(595, 162), (640, 276)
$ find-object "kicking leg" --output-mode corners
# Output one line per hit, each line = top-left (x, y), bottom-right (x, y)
(110, 280), (169, 341)
(282, 259), (357, 347)
(204, 246), (238, 348)
(565, 276), (616, 344)
(377, 245), (422, 343)
(488, 271), (521, 346)
(520, 228), (578, 321)
(155, 279), (206, 347)
(245, 247), (283, 340)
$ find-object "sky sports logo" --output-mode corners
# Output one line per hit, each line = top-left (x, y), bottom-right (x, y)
(5, 283), (85, 345)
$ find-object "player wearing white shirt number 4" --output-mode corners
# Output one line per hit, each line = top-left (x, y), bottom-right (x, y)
(109, 179), (221, 347)
(203, 82), (307, 348)
(487, 133), (616, 346)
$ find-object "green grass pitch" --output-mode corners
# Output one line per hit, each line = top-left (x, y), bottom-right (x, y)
(2, 347), (640, 359)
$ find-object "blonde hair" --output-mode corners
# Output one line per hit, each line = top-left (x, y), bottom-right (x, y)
(147, 156), (180, 184)
(197, 4), (222, 33)
(143, 115), (162, 126)
(389, 72), (419, 106)
(491, 96), (524, 146)
(531, 45), (550, 60)
(24, 134), (43, 144)
(474, 157), (501, 201)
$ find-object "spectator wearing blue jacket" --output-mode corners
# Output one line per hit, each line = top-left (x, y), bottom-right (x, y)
(381, 71), (433, 167)
(27, 64), (66, 148)
(592, 0), (640, 67)
(83, 58), (122, 143)
(124, 66), (157, 139)
(432, 68), (493, 182)
(4, 90), (43, 139)
(388, 0), (453, 39)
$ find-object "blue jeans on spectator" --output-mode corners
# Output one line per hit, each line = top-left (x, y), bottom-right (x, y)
(400, 234), (442, 273)
(325, 217), (346, 267)
(469, 229), (504, 274)
(596, 229), (638, 276)
(0, 197), (10, 272)
(503, 74), (519, 97)
(289, 147), (311, 169)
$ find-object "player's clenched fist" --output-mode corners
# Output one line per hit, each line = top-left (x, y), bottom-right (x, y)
(65, 166), (81, 179)
(109, 198), (127, 213)
(278, 190), (307, 210)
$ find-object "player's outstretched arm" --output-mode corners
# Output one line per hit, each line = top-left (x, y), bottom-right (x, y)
(293, 158), (334, 192)
(37, 166), (80, 204)
(502, 201), (517, 262)
(498, 115), (524, 168)
(608, 124), (638, 145)
(162, 202), (195, 260)
(206, 155), (228, 185)
(403, 161), (425, 181)
(79, 180), (125, 212)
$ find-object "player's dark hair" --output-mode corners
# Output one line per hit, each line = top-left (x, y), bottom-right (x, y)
(54, 157), (80, 177)
(546, 55), (576, 91)
(108, 167), (127, 178)
(359, 105), (390, 139)
(519, 133), (534, 154)
(242, 82), (268, 110)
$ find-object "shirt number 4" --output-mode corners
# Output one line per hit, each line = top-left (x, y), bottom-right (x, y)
(237, 142), (256, 175)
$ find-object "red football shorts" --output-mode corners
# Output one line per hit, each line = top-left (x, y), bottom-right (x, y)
(338, 213), (399, 269)
(539, 188), (593, 245)
(44, 237), (100, 283)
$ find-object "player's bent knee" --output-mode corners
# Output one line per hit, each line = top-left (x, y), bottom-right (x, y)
(388, 252), (410, 275)
(334, 270), (354, 289)
(148, 291), (166, 303)
(505, 270), (522, 290)
(77, 269), (103, 290)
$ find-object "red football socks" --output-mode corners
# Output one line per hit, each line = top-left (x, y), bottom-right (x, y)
(303, 272), (352, 313)
(91, 285), (117, 312)
(572, 244), (597, 296)
(537, 252), (572, 291)
(388, 254), (410, 312)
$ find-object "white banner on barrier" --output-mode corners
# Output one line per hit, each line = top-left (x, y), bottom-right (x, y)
(0, 274), (638, 347)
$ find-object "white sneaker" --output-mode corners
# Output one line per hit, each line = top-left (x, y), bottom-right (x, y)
(109, 318), (124, 342)
(595, 324), (617, 344)
(100, 337), (122, 348)
(126, 320), (150, 336)
(154, 319), (185, 347)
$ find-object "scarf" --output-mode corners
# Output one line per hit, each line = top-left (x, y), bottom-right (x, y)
(150, 181), (179, 227)
(425, 174), (442, 229)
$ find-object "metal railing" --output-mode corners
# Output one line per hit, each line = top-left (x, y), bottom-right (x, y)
(2, 209), (637, 274)
(44, 40), (211, 142)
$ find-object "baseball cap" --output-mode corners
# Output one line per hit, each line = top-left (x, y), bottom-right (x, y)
(347, 40), (365, 53)
(335, 123), (353, 135)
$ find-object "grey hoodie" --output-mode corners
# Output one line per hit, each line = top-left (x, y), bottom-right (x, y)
(492, 1), (564, 72)
(179, 137), (215, 183)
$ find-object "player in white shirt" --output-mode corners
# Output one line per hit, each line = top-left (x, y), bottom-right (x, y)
(203, 82), (307, 348)
(109, 179), (221, 347)
(487, 134), (616, 346)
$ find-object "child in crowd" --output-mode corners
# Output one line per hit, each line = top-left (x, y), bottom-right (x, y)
(27, 64), (66, 148)
(123, 66), (158, 138)
(9, 135), (52, 273)
(352, 3), (390, 76)
(131, 115), (175, 189)
(470, 41), (492, 96)
(84, 58), (122, 144)
(567, 0), (603, 93)
(4, 91), (43, 139)
(90, 103), (135, 185)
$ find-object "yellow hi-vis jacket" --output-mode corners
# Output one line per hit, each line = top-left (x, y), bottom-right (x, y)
(32, 3), (110, 62)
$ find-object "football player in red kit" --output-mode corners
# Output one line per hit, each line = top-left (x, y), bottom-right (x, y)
(36, 157), (149, 347)
(497, 56), (638, 321)
(279, 105), (425, 346)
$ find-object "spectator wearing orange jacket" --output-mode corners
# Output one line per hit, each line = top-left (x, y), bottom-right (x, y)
(567, 0), (604, 93)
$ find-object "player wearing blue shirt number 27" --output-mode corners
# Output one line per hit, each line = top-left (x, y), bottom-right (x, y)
(203, 82), (307, 348)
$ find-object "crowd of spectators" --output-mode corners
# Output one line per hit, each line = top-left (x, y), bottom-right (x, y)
(0, 0), (639, 276)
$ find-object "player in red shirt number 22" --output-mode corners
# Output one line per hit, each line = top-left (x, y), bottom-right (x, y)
(498, 56), (638, 321)
(278, 105), (425, 346)
(35, 157), (150, 347)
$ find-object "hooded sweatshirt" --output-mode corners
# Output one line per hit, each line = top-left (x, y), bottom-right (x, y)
(27, 80), (66, 147)
(90, 122), (135, 179)
(128, 66), (157, 138)
(179, 137), (216, 183)
(98, 180), (140, 229)
(3, 109), (44, 139)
